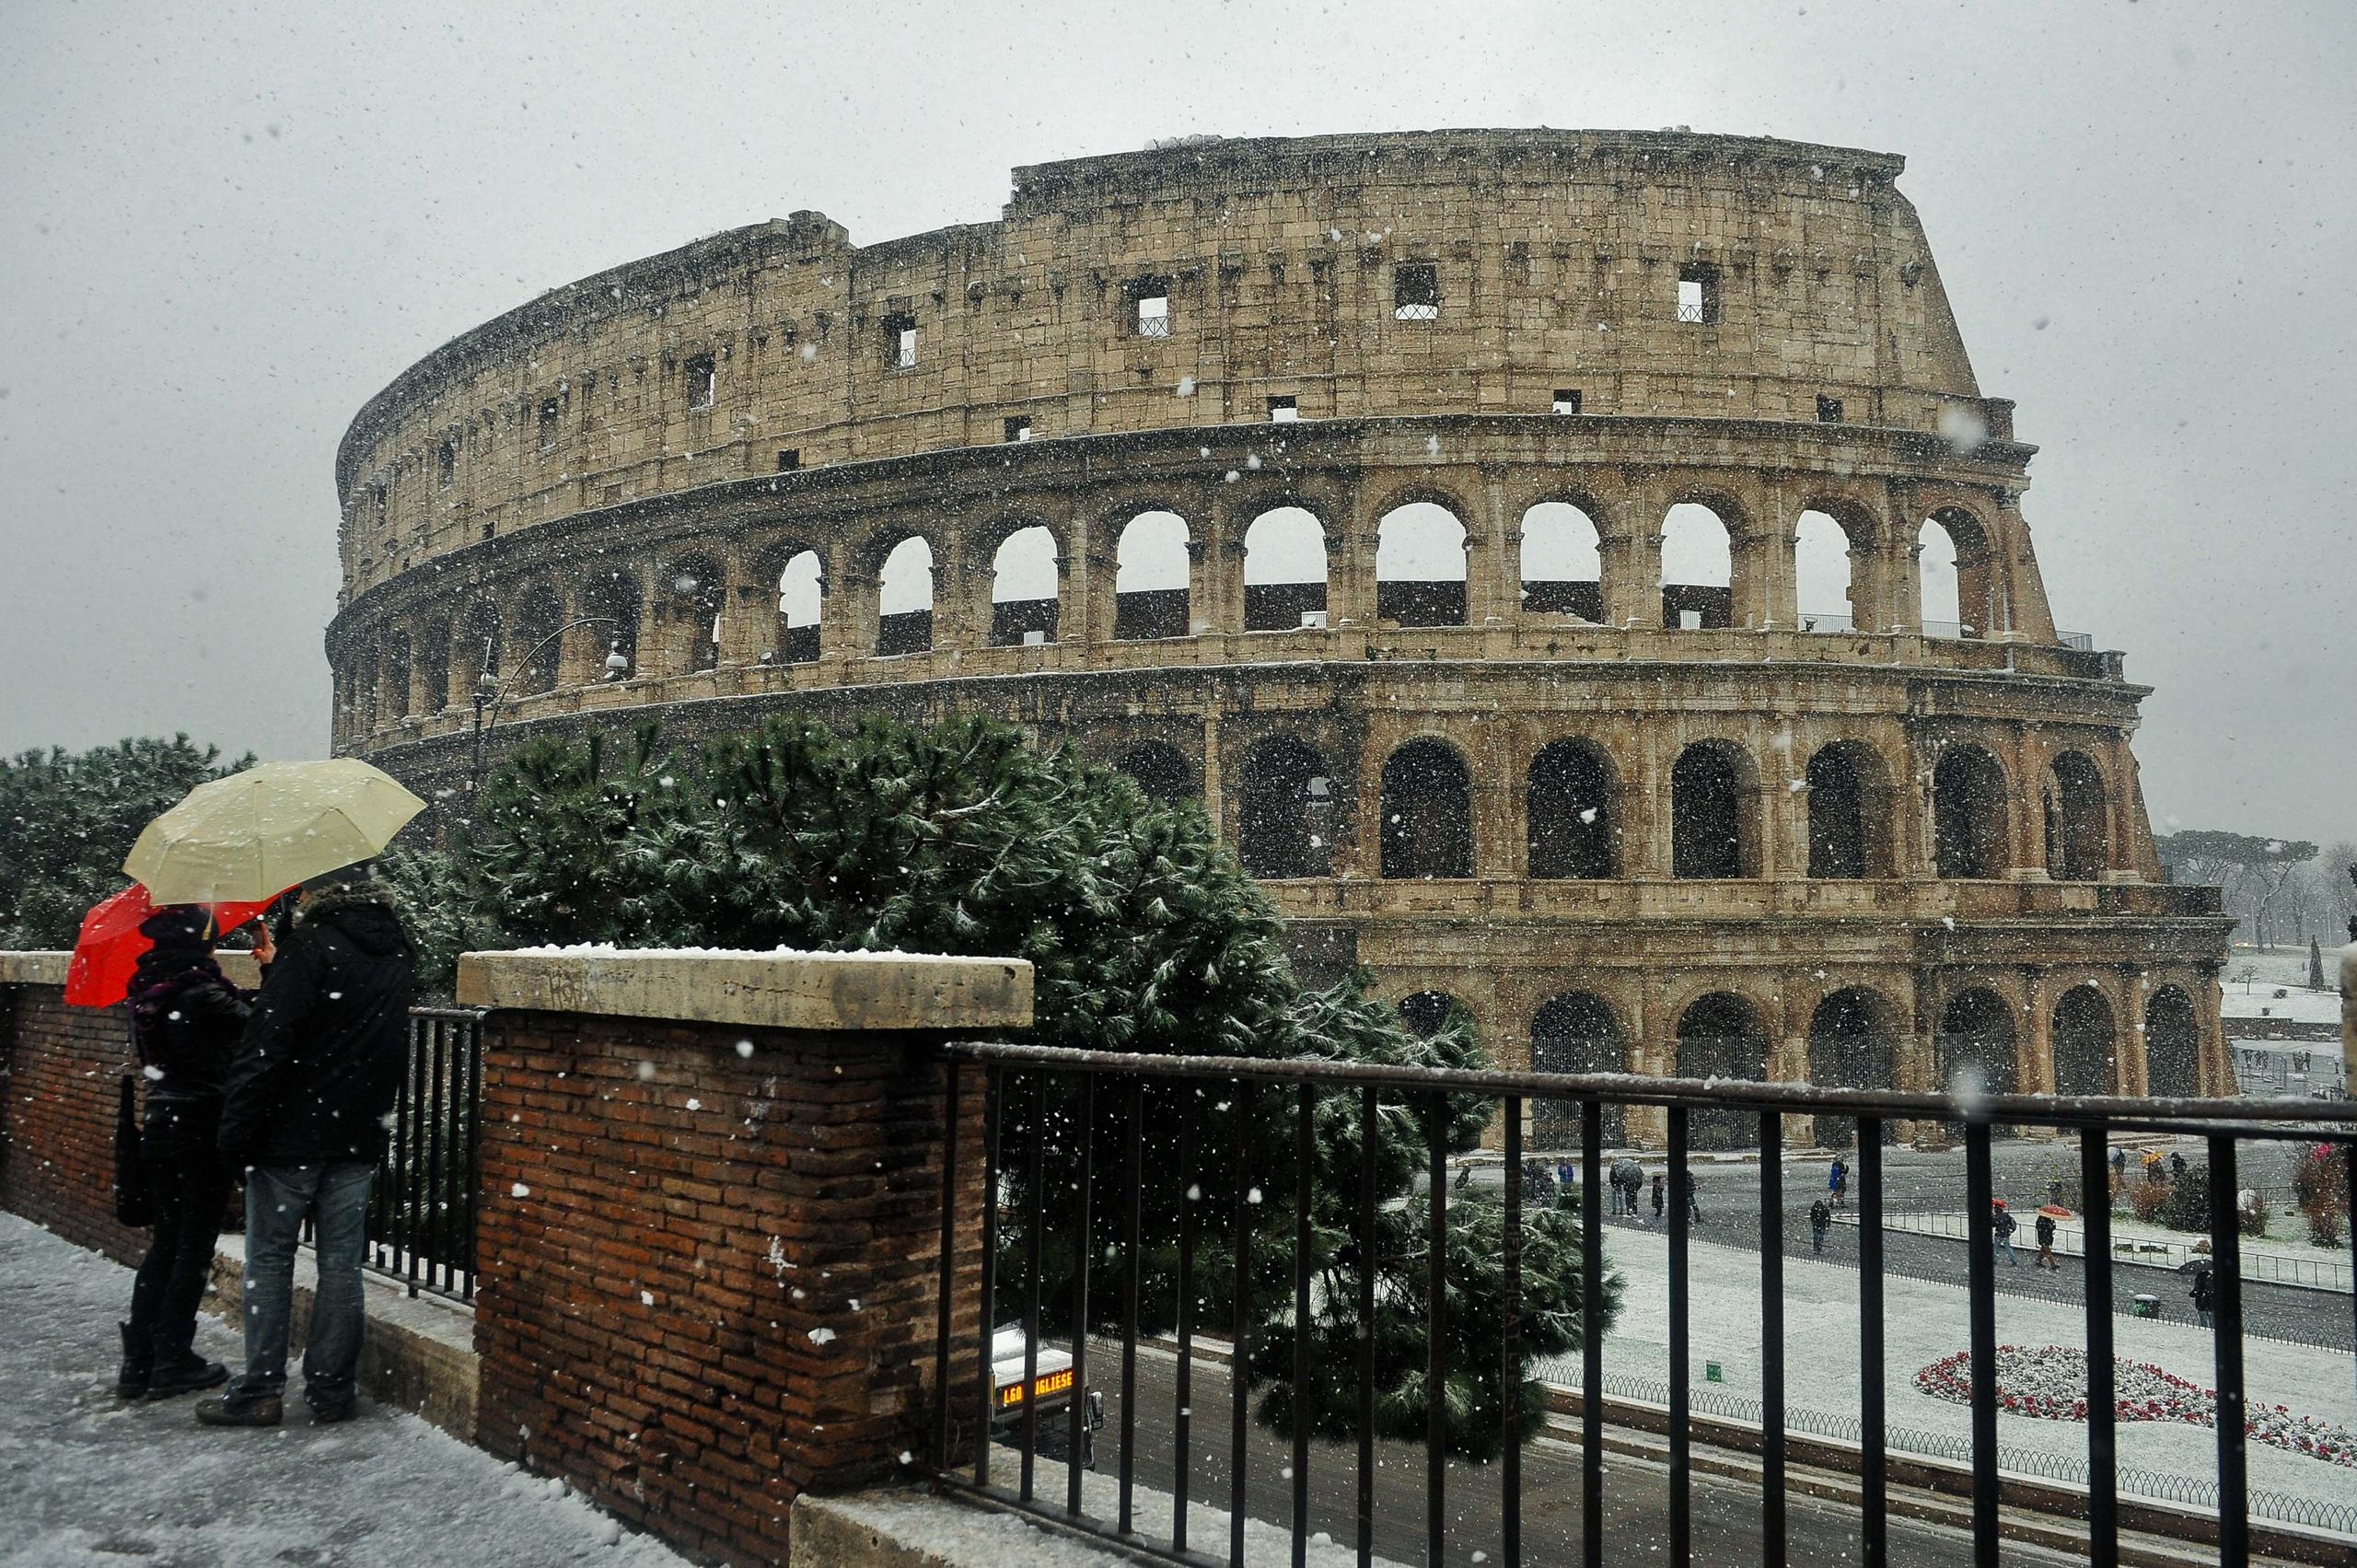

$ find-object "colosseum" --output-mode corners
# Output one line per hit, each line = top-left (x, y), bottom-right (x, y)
(328, 128), (2230, 1145)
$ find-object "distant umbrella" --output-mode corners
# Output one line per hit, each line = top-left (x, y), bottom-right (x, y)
(2038, 1203), (2072, 1219)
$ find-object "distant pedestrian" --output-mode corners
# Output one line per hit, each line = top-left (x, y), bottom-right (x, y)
(1991, 1202), (2019, 1267)
(1650, 1172), (1666, 1225)
(1614, 1157), (1644, 1221)
(1809, 1198), (1832, 1254)
(2169, 1151), (2188, 1180)
(2034, 1212), (2059, 1271)
(1557, 1156), (1577, 1198)
(2189, 1262), (2216, 1330)
(1453, 1162), (1474, 1193)
(2110, 1146), (2127, 1178)
(1829, 1156), (1849, 1210)
(1682, 1171), (1703, 1226)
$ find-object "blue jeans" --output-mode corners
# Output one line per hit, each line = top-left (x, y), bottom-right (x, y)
(226, 1162), (374, 1413)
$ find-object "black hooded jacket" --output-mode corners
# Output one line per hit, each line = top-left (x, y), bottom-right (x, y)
(217, 885), (415, 1167)
(127, 908), (256, 1160)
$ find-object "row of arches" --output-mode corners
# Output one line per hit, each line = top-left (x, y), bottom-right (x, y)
(1398, 982), (2201, 1150)
(1120, 731), (2121, 885)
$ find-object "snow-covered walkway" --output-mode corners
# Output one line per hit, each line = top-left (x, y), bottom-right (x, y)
(0, 1213), (691, 1568)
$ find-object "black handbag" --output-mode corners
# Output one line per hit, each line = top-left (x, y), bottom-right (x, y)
(113, 1074), (154, 1227)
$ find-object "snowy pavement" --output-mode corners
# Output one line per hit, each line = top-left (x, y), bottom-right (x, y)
(0, 1213), (690, 1568)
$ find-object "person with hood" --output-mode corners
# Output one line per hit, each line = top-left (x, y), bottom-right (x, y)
(1828, 1156), (1848, 1211)
(1614, 1157), (1645, 1221)
(2034, 1210), (2059, 1271)
(1808, 1197), (1832, 1254)
(117, 904), (266, 1400)
(196, 863), (413, 1429)
(2189, 1261), (2217, 1329)
(1649, 1171), (1666, 1225)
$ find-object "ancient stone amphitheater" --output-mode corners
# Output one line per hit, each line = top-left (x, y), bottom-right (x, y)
(330, 129), (2228, 1145)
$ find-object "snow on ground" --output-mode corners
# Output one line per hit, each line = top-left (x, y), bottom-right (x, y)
(1870, 1210), (2354, 1293)
(0, 1212), (691, 1568)
(1551, 1220), (2357, 1527)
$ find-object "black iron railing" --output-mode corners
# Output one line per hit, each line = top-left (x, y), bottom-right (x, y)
(362, 1006), (483, 1302)
(929, 1042), (2357, 1568)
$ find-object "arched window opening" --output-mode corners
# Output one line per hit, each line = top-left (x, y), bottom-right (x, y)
(1527, 739), (1617, 879)
(1921, 510), (2003, 639)
(1376, 502), (1468, 627)
(416, 619), (451, 714)
(1397, 991), (1468, 1041)
(349, 647), (378, 735)
(1807, 988), (1898, 1145)
(668, 555), (725, 672)
(876, 536), (935, 656)
(1113, 742), (1196, 803)
(1379, 739), (1472, 878)
(381, 633), (412, 721)
(1113, 511), (1190, 641)
(1242, 506), (1329, 631)
(2045, 750), (2109, 882)
(1659, 504), (1734, 629)
(1676, 993), (1768, 1150)
(1918, 517), (1964, 633)
(1806, 741), (1890, 879)
(1938, 988), (2018, 1137)
(2052, 986), (2116, 1097)
(582, 569), (641, 678)
(1531, 993), (1624, 1146)
(2143, 986), (2199, 1098)
(989, 526), (1061, 646)
(774, 550), (823, 664)
(511, 585), (563, 693)
(1671, 740), (1754, 878)
(1237, 738), (1333, 878)
(1933, 745), (2009, 879)
(1520, 502), (1603, 623)
(460, 600), (502, 693)
(1794, 510), (1856, 633)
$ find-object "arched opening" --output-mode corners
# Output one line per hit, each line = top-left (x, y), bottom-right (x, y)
(774, 550), (823, 664)
(876, 535), (935, 656)
(348, 645), (377, 735)
(1398, 991), (1468, 1041)
(1938, 988), (2018, 1136)
(1113, 742), (1196, 803)
(381, 632), (412, 721)
(2143, 986), (2199, 1098)
(1671, 740), (1756, 878)
(415, 618), (451, 714)
(989, 525), (1061, 646)
(1806, 741), (1892, 879)
(1659, 503), (1734, 629)
(2052, 986), (2116, 1097)
(1676, 993), (1769, 1151)
(1794, 509), (1857, 633)
(460, 599), (502, 693)
(2045, 750), (2110, 881)
(667, 555), (725, 672)
(1237, 738), (1333, 878)
(1808, 988), (1898, 1145)
(1919, 517), (1964, 633)
(1520, 501), (1604, 623)
(1921, 510), (2003, 639)
(1379, 739), (1473, 878)
(582, 569), (641, 677)
(511, 584), (563, 693)
(1531, 993), (1625, 1147)
(1114, 510), (1191, 640)
(1527, 739), (1618, 878)
(1933, 745), (2009, 879)
(1242, 506), (1328, 631)
(1376, 501), (1468, 627)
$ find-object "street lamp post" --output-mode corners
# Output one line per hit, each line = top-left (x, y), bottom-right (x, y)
(468, 616), (631, 801)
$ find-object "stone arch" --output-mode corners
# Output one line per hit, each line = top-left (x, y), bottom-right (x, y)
(1519, 499), (1604, 623)
(1527, 738), (1619, 879)
(380, 630), (412, 721)
(1379, 738), (1473, 878)
(1531, 992), (1627, 1147)
(415, 615), (452, 714)
(664, 552), (726, 673)
(459, 598), (502, 690)
(1241, 504), (1329, 632)
(1237, 737), (1334, 878)
(1398, 990), (1469, 1040)
(1113, 508), (1192, 641)
(1921, 506), (2003, 639)
(1806, 739), (1895, 879)
(772, 548), (824, 664)
(1659, 498), (1738, 630)
(510, 581), (564, 692)
(1932, 744), (2009, 879)
(581, 567), (642, 676)
(1675, 992), (1770, 1151)
(875, 534), (935, 656)
(988, 524), (1062, 646)
(1113, 741), (1196, 803)
(1807, 987), (1900, 1145)
(1376, 498), (1469, 627)
(1937, 987), (2019, 1134)
(2143, 985), (2199, 1098)
(1794, 508), (1861, 633)
(2044, 749), (2110, 882)
(2051, 984), (2117, 1097)
(1670, 738), (1759, 878)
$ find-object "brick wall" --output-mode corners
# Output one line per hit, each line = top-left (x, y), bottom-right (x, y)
(471, 1011), (985, 1568)
(0, 978), (149, 1265)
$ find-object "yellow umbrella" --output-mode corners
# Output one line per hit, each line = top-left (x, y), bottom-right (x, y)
(123, 759), (426, 903)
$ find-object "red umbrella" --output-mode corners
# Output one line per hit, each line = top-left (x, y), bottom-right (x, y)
(64, 884), (282, 1008)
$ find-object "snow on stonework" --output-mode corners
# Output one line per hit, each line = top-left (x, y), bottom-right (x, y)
(1914, 1345), (2355, 1469)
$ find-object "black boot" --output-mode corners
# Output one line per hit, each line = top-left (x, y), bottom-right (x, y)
(194, 1392), (283, 1428)
(146, 1353), (229, 1399)
(115, 1321), (152, 1400)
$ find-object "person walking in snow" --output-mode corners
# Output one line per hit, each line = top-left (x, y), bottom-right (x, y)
(1613, 1157), (1643, 1220)
(2189, 1261), (2216, 1329)
(2169, 1151), (2188, 1181)
(1649, 1172), (1666, 1225)
(1681, 1170), (1703, 1226)
(1991, 1202), (2019, 1267)
(1829, 1156), (1848, 1210)
(2034, 1211), (2059, 1271)
(197, 863), (414, 1430)
(117, 904), (264, 1402)
(1809, 1197), (1832, 1254)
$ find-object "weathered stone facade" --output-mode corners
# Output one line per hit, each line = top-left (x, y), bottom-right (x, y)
(327, 130), (2231, 1144)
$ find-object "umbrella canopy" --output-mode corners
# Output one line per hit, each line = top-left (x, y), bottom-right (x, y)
(2038, 1203), (2073, 1219)
(64, 884), (283, 1007)
(122, 759), (425, 904)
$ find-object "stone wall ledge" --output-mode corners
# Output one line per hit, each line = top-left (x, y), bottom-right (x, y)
(1, 949), (261, 988)
(455, 947), (1032, 1033)
(788, 1485), (1391, 1568)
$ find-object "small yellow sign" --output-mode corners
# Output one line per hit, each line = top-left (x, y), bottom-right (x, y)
(999, 1367), (1075, 1410)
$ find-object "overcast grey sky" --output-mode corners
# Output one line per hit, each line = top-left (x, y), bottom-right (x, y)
(3, 0), (2351, 843)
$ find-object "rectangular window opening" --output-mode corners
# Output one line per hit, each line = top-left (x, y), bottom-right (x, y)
(1677, 263), (1720, 325)
(1004, 416), (1032, 443)
(1267, 395), (1299, 423)
(882, 313), (918, 371)
(685, 354), (716, 412)
(436, 440), (456, 488)
(1552, 389), (1583, 415)
(1394, 261), (1440, 321)
(1817, 394), (1845, 424)
(1135, 292), (1170, 339)
(776, 449), (801, 473)
(536, 398), (561, 452)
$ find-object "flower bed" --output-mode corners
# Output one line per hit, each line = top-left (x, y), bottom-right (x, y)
(1914, 1345), (2354, 1468)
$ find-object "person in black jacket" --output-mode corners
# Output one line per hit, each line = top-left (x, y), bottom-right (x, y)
(196, 863), (413, 1429)
(118, 905), (261, 1400)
